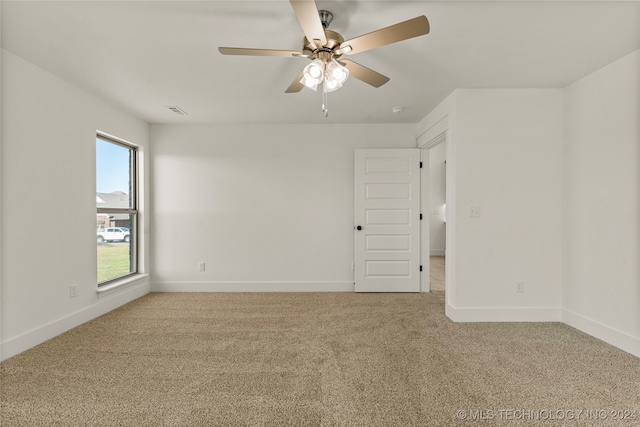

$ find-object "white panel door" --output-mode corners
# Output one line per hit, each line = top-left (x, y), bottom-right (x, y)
(355, 149), (421, 292)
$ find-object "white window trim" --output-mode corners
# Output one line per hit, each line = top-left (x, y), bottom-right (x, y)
(96, 273), (149, 297)
(96, 132), (140, 287)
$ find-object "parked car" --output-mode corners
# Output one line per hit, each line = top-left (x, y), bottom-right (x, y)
(97, 227), (130, 243)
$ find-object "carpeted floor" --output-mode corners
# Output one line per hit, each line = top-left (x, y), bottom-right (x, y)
(2, 292), (639, 426)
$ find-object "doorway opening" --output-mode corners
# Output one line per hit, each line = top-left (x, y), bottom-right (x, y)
(427, 142), (446, 294)
(418, 117), (451, 296)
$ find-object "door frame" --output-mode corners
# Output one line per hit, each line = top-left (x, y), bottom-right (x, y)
(418, 115), (456, 302)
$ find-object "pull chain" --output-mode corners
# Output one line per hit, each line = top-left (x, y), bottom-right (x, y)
(322, 84), (329, 117)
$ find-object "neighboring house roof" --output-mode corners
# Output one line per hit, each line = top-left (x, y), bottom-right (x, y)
(96, 191), (130, 209)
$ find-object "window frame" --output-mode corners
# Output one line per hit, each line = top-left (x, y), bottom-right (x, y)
(96, 133), (139, 286)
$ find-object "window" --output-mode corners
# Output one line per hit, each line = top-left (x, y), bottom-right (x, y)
(96, 135), (138, 285)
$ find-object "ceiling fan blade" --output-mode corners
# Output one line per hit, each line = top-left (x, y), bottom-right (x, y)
(289, 0), (327, 47)
(340, 15), (430, 55)
(339, 59), (390, 88)
(218, 47), (303, 57)
(285, 71), (305, 93)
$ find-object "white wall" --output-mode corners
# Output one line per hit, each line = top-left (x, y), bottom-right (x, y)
(562, 50), (640, 357)
(416, 92), (456, 138)
(150, 124), (416, 292)
(1, 50), (150, 360)
(418, 89), (564, 321)
(429, 142), (446, 255)
(454, 89), (564, 317)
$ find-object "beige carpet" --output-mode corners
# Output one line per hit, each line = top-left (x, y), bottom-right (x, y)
(430, 256), (445, 293)
(2, 292), (639, 426)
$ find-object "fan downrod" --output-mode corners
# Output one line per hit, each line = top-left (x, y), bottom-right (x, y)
(318, 10), (333, 28)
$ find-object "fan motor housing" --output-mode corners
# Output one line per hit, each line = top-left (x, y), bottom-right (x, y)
(303, 30), (345, 57)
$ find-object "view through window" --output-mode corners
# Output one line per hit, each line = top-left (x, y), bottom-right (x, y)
(96, 135), (137, 285)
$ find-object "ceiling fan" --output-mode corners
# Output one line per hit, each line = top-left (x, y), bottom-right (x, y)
(219, 0), (430, 116)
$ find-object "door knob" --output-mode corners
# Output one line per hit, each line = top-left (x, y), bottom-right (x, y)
(356, 225), (362, 231)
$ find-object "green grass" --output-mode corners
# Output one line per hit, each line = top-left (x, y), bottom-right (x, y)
(97, 245), (132, 283)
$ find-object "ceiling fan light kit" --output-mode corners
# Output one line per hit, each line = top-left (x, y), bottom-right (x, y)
(219, 0), (430, 117)
(301, 59), (324, 91)
(300, 55), (349, 93)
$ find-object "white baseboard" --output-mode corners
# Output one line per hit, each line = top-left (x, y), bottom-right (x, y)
(562, 308), (640, 358)
(5, 282), (636, 362)
(445, 305), (639, 357)
(151, 281), (355, 293)
(446, 304), (563, 322)
(1, 281), (150, 362)
(430, 249), (445, 256)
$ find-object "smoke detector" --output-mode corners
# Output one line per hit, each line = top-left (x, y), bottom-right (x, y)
(392, 106), (404, 114)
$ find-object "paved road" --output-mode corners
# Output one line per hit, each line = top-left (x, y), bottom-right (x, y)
(98, 241), (129, 247)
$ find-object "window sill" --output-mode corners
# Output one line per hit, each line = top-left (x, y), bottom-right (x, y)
(97, 273), (149, 297)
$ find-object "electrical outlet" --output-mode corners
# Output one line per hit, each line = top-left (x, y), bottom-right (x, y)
(198, 262), (206, 272)
(70, 284), (77, 298)
(469, 206), (481, 218)
(516, 281), (524, 293)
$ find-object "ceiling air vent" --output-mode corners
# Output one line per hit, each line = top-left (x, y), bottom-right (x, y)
(166, 106), (188, 115)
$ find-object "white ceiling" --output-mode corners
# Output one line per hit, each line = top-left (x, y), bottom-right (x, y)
(2, 1), (638, 124)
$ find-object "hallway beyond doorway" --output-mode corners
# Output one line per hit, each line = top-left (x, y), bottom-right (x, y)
(430, 256), (445, 293)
